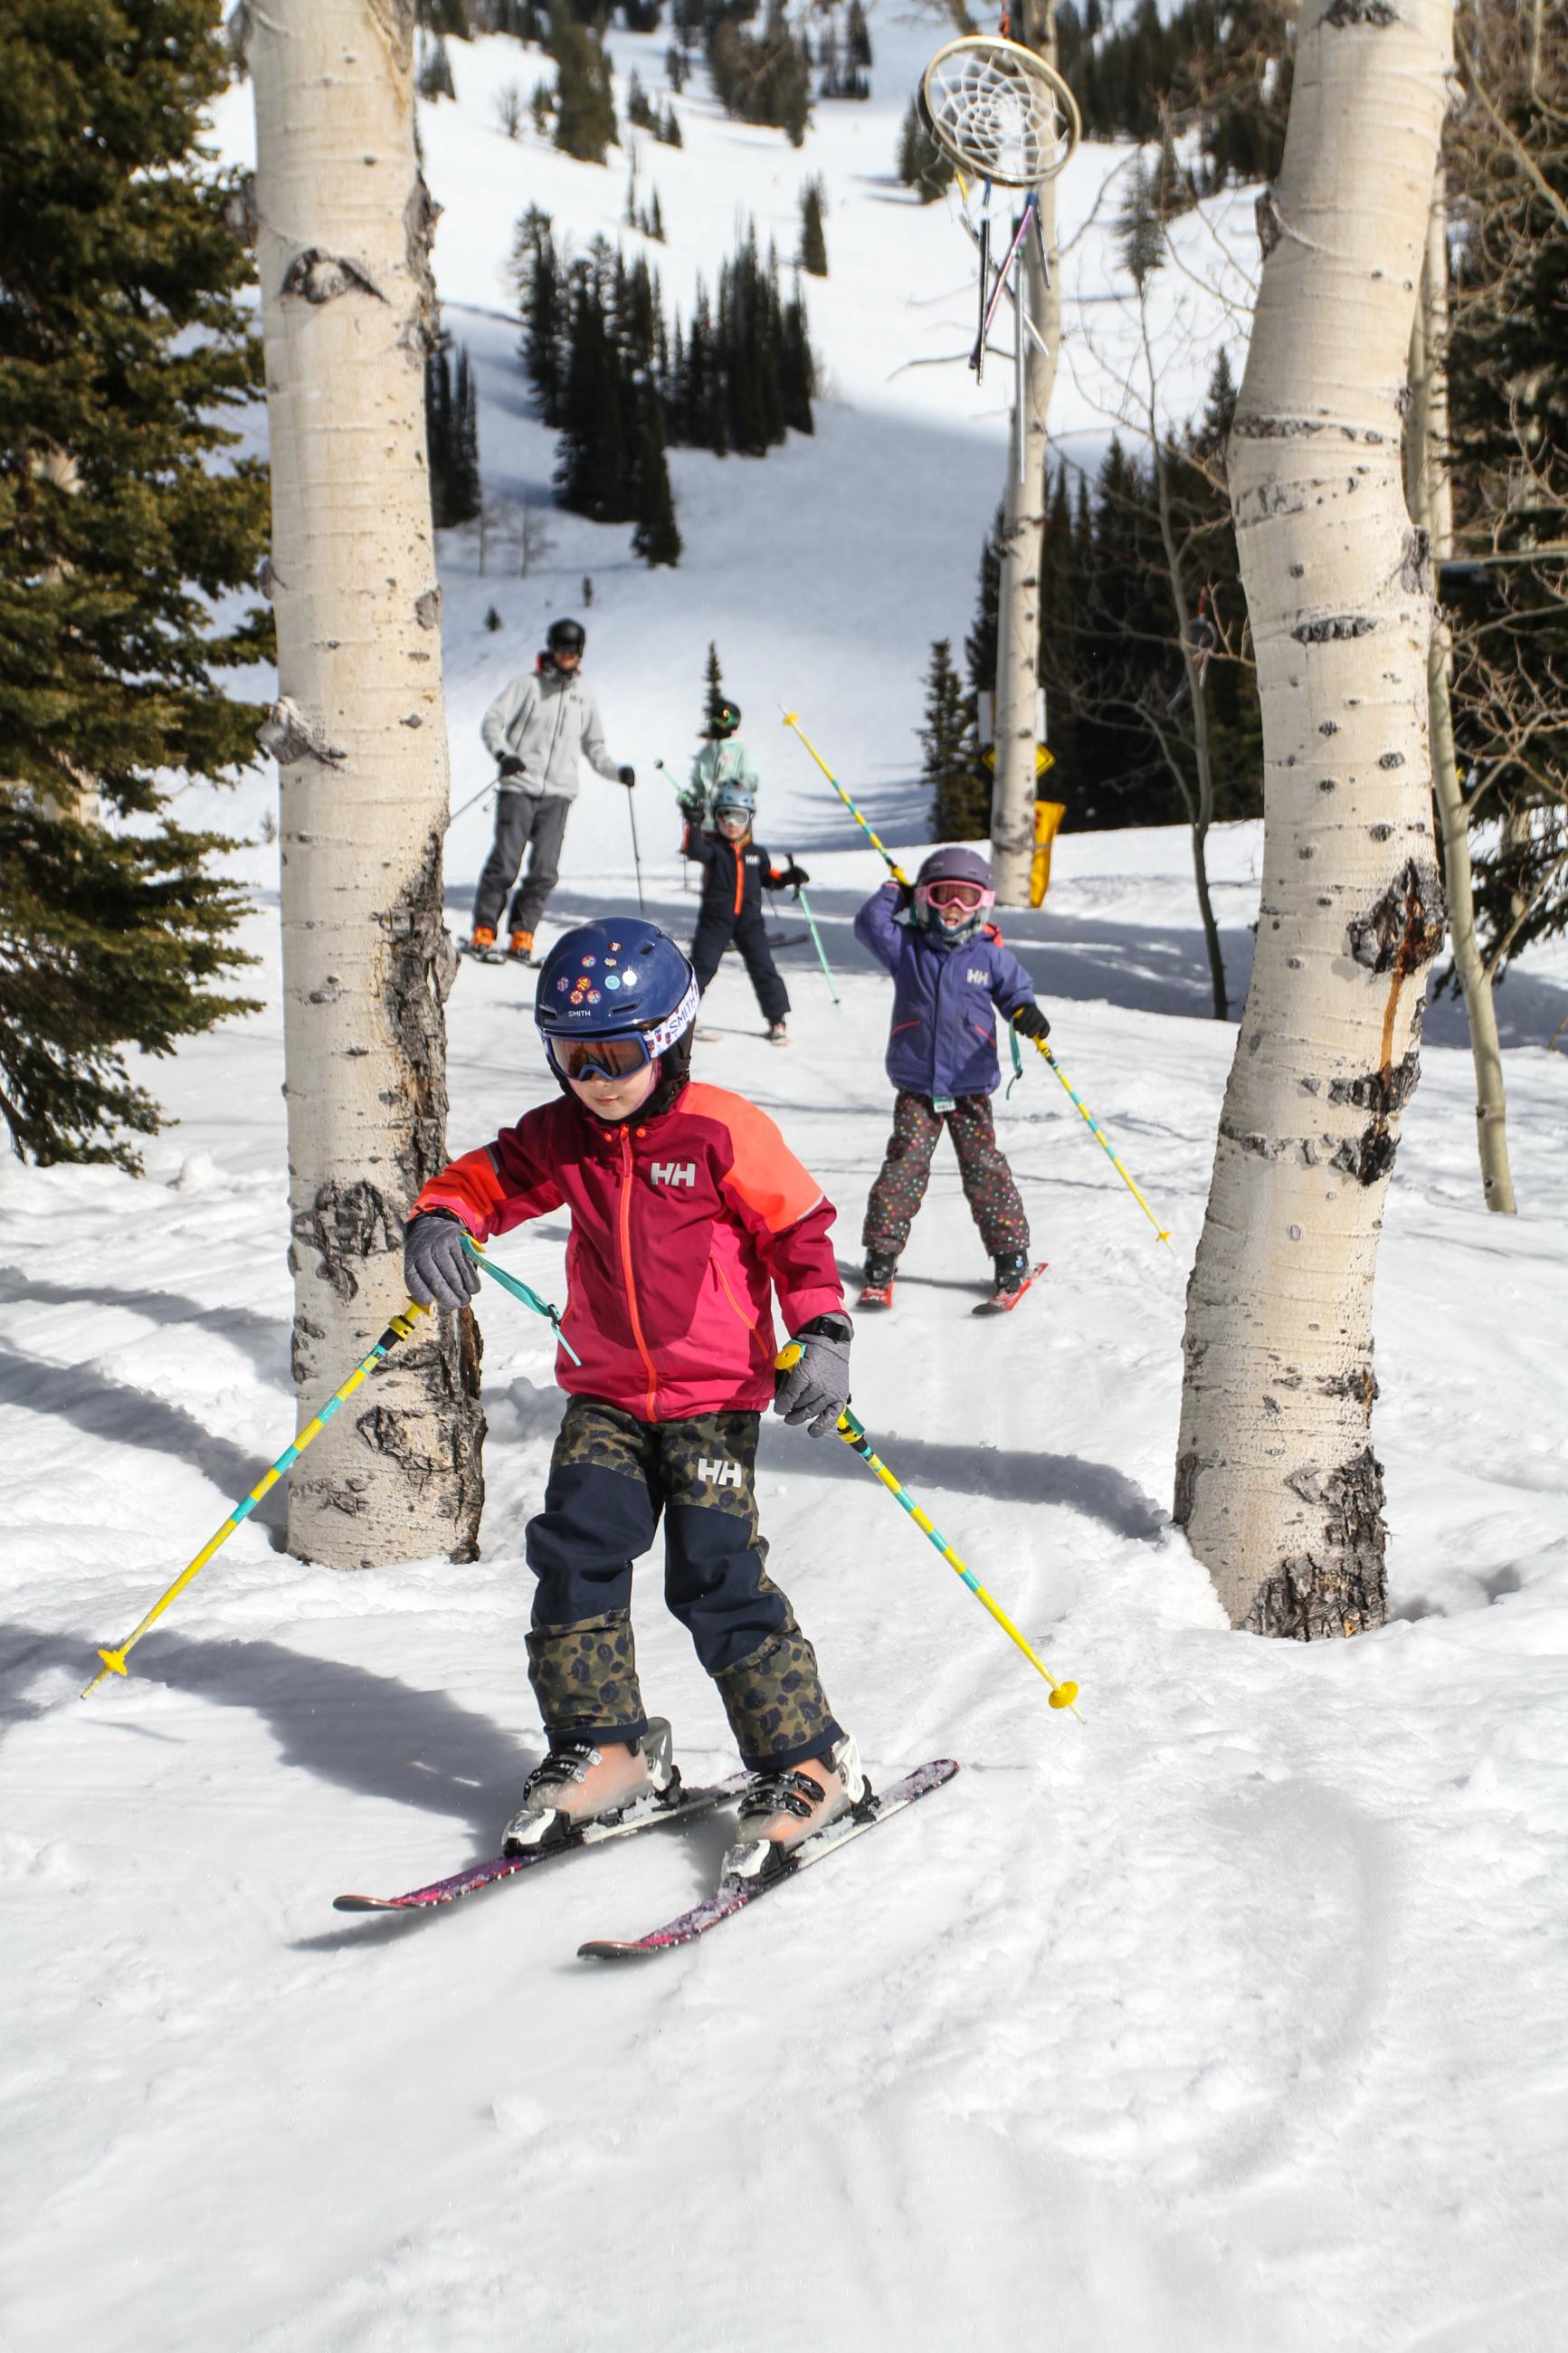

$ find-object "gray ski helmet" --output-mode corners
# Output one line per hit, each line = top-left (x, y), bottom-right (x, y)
(916, 845), (994, 894)
(713, 779), (757, 817)
(546, 617), (586, 657)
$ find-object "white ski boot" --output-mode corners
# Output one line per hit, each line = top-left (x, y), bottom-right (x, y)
(724, 1733), (869, 1881)
(501, 1719), (676, 1854)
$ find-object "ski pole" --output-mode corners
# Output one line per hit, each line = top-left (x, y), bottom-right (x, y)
(653, 761), (692, 892)
(1026, 1034), (1176, 1253)
(81, 1249), (576, 1698)
(780, 710), (911, 886)
(793, 872), (840, 1006)
(445, 776), (499, 832)
(626, 781), (646, 916)
(775, 1358), (1079, 1712)
(81, 1296), (432, 1697)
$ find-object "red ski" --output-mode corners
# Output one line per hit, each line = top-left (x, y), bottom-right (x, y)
(973, 1260), (1049, 1316)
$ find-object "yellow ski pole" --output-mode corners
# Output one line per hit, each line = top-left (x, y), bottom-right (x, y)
(1027, 1034), (1176, 1253)
(81, 1299), (432, 1698)
(776, 1350), (1079, 1712)
(780, 710), (912, 887)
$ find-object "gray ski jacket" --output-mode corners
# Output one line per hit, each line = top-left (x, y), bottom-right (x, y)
(480, 665), (625, 802)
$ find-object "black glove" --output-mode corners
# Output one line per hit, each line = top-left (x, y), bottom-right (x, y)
(777, 861), (810, 889)
(1012, 1002), (1050, 1041)
(497, 754), (524, 779)
(618, 765), (636, 788)
(773, 1313), (852, 1439)
(404, 1209), (480, 1313)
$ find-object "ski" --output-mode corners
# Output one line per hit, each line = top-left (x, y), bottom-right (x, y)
(460, 940), (508, 967)
(577, 1758), (959, 1960)
(332, 1772), (748, 1914)
(973, 1260), (1049, 1317)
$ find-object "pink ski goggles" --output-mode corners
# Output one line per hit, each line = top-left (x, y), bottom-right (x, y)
(917, 877), (994, 916)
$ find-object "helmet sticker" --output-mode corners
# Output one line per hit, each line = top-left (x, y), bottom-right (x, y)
(604, 975), (621, 990)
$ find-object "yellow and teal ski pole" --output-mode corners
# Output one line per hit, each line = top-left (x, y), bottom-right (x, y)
(81, 1297), (432, 1698)
(793, 874), (841, 1007)
(781, 710), (912, 887)
(775, 1352), (1079, 1712)
(82, 1243), (575, 1698)
(1024, 1034), (1176, 1253)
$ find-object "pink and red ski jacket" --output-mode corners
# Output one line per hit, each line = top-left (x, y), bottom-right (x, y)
(413, 1081), (844, 1423)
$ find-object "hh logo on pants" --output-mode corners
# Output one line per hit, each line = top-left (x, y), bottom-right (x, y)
(651, 1161), (697, 1187)
(698, 1458), (744, 1488)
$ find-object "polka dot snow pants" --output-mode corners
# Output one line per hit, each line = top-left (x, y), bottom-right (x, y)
(862, 1091), (1030, 1266)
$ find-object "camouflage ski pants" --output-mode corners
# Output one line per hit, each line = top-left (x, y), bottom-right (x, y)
(863, 1091), (1030, 1264)
(525, 1396), (842, 1769)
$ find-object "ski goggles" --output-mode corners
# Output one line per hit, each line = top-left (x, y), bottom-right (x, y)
(917, 879), (993, 913)
(554, 1034), (654, 1081)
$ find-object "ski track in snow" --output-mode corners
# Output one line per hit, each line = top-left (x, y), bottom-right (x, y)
(5, 15), (1568, 2352)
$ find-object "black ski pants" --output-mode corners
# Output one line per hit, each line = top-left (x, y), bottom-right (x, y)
(863, 1091), (1030, 1264)
(689, 905), (790, 1024)
(473, 789), (571, 937)
(525, 1396), (841, 1769)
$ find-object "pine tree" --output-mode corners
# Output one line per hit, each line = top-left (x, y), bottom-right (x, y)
(703, 642), (727, 732)
(799, 176), (828, 277)
(0, 0), (268, 1170)
(632, 397), (682, 567)
(416, 32), (458, 100)
(548, 5), (617, 164)
(448, 345), (482, 524)
(897, 98), (955, 203)
(965, 507), (1004, 707)
(847, 0), (872, 67)
(1117, 154), (1164, 290)
(920, 641), (984, 839)
(512, 205), (565, 424)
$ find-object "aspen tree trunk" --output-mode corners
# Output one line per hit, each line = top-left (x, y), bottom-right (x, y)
(1175, 0), (1454, 1636)
(991, 0), (1061, 905)
(247, 0), (484, 1567)
(1406, 185), (1516, 1211)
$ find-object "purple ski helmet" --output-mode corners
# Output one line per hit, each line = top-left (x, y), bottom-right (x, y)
(913, 846), (995, 937)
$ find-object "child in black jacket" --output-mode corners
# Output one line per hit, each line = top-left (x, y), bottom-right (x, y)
(682, 782), (807, 1043)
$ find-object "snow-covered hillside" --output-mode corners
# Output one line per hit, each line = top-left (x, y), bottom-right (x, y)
(4, 16), (1568, 2353)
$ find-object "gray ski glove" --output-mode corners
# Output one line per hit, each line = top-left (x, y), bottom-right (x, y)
(773, 1313), (852, 1438)
(404, 1210), (480, 1313)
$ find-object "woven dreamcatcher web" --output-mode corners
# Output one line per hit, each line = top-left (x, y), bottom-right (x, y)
(920, 35), (1080, 188)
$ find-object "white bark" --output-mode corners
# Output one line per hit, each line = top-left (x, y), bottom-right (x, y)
(1175, 0), (1455, 1637)
(249, 0), (483, 1567)
(991, 4), (1062, 905)
(1406, 185), (1516, 1212)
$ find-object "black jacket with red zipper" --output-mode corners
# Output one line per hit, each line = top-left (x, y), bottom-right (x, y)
(680, 821), (794, 926)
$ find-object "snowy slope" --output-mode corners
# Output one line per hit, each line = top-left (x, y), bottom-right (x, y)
(4, 18), (1568, 2353)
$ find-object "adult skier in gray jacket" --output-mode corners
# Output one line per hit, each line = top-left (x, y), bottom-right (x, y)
(470, 617), (634, 959)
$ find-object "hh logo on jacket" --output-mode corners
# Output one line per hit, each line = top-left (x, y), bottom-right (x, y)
(966, 967), (989, 985)
(651, 1160), (697, 1188)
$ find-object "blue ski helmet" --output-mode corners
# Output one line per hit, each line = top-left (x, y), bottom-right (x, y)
(535, 919), (698, 1078)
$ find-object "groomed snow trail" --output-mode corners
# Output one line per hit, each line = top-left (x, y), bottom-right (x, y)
(4, 829), (1567, 2353)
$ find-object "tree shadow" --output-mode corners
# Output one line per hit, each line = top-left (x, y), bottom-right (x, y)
(0, 1623), (535, 1844)
(763, 1425), (1165, 1541)
(0, 1270), (289, 1385)
(0, 1338), (292, 1548)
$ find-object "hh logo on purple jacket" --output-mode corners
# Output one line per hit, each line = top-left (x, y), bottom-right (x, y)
(853, 881), (1041, 1100)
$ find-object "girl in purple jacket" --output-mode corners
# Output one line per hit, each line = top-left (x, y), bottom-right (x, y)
(852, 847), (1050, 1311)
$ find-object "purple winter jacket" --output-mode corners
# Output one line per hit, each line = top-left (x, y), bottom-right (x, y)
(853, 881), (1040, 1100)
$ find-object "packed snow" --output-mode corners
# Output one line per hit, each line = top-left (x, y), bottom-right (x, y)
(4, 14), (1568, 2353)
